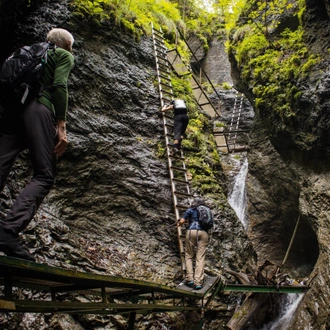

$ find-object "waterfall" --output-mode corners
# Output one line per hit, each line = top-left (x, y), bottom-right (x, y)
(228, 157), (248, 229)
(261, 294), (303, 330)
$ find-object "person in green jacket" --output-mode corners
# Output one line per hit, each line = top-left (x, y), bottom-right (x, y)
(0, 28), (75, 261)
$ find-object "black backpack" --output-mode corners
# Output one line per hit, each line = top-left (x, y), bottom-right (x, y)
(196, 205), (214, 230)
(0, 42), (54, 104)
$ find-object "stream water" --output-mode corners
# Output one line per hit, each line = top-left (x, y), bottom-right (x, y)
(228, 157), (248, 230)
(261, 294), (303, 330)
(227, 156), (305, 329)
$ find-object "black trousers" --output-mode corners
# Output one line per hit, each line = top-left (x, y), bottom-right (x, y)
(173, 113), (189, 142)
(0, 100), (57, 236)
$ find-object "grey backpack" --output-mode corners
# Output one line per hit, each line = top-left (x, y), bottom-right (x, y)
(196, 205), (214, 230)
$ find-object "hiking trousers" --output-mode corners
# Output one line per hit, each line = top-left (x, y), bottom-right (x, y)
(185, 229), (209, 286)
(0, 100), (57, 236)
(173, 113), (189, 142)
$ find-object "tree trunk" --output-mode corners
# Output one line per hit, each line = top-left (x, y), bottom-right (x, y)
(226, 293), (268, 330)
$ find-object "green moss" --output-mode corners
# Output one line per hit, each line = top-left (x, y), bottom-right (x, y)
(221, 82), (232, 90)
(229, 11), (320, 124)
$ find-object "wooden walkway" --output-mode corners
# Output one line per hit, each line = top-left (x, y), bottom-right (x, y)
(0, 256), (310, 328)
(0, 256), (206, 312)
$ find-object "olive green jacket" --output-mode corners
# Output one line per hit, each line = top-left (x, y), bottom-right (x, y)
(38, 47), (74, 121)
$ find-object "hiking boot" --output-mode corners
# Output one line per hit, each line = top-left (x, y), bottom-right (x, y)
(172, 148), (180, 156)
(184, 280), (194, 288)
(0, 228), (35, 262)
(194, 285), (203, 290)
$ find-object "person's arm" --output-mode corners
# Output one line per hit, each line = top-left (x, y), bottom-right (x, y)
(177, 218), (187, 227)
(177, 208), (192, 226)
(161, 104), (173, 112)
(52, 50), (74, 157)
(54, 120), (67, 156)
(52, 51), (74, 121)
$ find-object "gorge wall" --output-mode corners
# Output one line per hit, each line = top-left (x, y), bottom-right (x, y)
(0, 0), (252, 329)
(2, 0), (329, 328)
(229, 0), (330, 328)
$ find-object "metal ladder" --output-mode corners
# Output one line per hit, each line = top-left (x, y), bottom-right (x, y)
(166, 30), (251, 154)
(165, 31), (232, 155)
(151, 23), (193, 275)
(166, 48), (220, 119)
(226, 91), (244, 152)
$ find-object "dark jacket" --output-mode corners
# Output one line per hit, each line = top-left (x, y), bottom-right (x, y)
(182, 207), (203, 230)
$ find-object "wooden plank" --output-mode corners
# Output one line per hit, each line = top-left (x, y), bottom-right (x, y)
(0, 299), (16, 310)
(9, 300), (200, 314)
(0, 256), (203, 299)
(176, 276), (219, 295)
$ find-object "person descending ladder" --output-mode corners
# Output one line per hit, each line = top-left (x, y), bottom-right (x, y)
(151, 23), (193, 276)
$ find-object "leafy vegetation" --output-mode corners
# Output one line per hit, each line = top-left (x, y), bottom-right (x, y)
(226, 0), (321, 122)
(71, 0), (183, 39)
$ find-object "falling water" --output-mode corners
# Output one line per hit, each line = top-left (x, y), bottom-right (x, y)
(261, 294), (303, 330)
(228, 157), (248, 229)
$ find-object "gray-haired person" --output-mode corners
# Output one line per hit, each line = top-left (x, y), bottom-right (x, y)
(0, 28), (75, 261)
(178, 197), (212, 290)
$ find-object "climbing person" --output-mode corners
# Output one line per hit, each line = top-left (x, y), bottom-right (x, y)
(178, 197), (213, 290)
(161, 99), (189, 155)
(0, 28), (75, 261)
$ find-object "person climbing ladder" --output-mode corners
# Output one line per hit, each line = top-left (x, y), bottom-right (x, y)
(161, 99), (189, 155)
(177, 197), (213, 290)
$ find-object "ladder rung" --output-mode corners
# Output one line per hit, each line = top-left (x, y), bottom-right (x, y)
(152, 26), (162, 33)
(160, 87), (173, 95)
(162, 98), (173, 104)
(170, 154), (185, 160)
(170, 165), (186, 171)
(153, 34), (164, 42)
(174, 191), (193, 198)
(165, 123), (174, 129)
(154, 40), (166, 49)
(176, 203), (189, 209)
(159, 82), (172, 90)
(159, 74), (171, 82)
(156, 54), (168, 62)
(158, 67), (171, 75)
(152, 29), (164, 38)
(173, 178), (190, 185)
(199, 102), (211, 107)
(157, 61), (170, 70)
(162, 90), (173, 96)
(163, 112), (173, 118)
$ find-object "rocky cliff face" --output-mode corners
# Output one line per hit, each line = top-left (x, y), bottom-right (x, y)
(0, 1), (252, 329)
(229, 0), (330, 328)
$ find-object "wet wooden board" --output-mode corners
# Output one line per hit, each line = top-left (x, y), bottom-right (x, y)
(176, 275), (220, 295)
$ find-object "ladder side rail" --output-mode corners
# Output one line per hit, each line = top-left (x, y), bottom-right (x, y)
(152, 24), (190, 274)
(190, 75), (220, 117)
